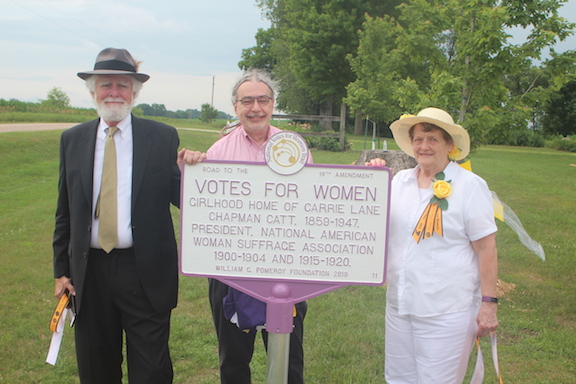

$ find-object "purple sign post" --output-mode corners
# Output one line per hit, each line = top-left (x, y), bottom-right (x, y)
(180, 132), (391, 383)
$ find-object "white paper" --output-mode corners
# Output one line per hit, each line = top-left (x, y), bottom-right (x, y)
(46, 308), (69, 365)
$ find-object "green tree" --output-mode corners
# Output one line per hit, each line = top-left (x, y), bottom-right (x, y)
(543, 79), (576, 137)
(135, 103), (167, 116)
(239, 28), (277, 71)
(135, 103), (153, 115)
(200, 103), (219, 124)
(244, 0), (402, 120)
(345, 0), (575, 148)
(42, 87), (70, 109)
(150, 103), (167, 117)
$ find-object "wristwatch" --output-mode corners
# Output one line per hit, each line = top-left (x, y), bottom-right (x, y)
(481, 296), (498, 303)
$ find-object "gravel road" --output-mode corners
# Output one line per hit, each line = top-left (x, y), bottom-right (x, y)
(0, 123), (76, 133)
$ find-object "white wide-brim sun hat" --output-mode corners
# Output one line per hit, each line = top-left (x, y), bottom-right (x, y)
(389, 107), (470, 161)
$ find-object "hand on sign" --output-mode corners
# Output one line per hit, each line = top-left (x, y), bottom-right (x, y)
(178, 148), (207, 166)
(365, 158), (387, 167)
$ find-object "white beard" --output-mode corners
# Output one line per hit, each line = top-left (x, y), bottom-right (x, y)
(94, 98), (133, 123)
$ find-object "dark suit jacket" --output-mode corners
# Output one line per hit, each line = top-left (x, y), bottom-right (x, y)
(53, 115), (181, 314)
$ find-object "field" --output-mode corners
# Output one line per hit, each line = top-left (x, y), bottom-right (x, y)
(0, 124), (575, 383)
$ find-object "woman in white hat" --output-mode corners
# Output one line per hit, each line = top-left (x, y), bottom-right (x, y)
(369, 107), (499, 383)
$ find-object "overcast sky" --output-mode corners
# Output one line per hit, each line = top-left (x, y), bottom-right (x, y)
(1, 0), (575, 116)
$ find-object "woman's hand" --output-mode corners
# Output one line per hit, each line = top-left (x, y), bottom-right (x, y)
(365, 158), (387, 167)
(472, 233), (499, 337)
(476, 302), (498, 337)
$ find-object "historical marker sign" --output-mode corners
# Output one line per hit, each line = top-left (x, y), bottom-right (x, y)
(180, 160), (391, 286)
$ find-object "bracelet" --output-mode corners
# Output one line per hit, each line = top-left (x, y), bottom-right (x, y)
(482, 296), (498, 303)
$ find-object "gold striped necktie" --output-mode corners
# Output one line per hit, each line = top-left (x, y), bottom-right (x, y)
(96, 126), (119, 253)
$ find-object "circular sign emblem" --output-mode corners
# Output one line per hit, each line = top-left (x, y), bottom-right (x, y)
(265, 131), (309, 175)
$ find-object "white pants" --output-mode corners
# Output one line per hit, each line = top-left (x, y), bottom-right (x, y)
(385, 303), (479, 384)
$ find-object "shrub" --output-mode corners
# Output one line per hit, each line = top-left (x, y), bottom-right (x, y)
(551, 138), (576, 153)
(317, 137), (341, 151)
(490, 129), (545, 147)
(514, 131), (545, 147)
(304, 136), (351, 152)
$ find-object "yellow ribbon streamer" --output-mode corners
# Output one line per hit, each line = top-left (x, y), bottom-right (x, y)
(49, 292), (71, 332)
(412, 204), (431, 243)
(469, 333), (504, 384)
(434, 203), (443, 237)
(424, 203), (438, 240)
(413, 203), (444, 243)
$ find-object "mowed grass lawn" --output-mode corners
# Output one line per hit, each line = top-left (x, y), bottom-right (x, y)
(0, 126), (575, 383)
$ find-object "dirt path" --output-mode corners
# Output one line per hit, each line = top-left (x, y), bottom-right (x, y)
(0, 123), (76, 133)
(0, 123), (219, 134)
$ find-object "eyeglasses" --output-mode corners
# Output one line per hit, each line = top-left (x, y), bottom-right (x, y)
(237, 95), (273, 107)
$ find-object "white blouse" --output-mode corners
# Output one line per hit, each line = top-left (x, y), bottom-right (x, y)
(386, 161), (497, 316)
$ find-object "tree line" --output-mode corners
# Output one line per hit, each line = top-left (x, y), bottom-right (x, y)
(0, 87), (232, 124)
(240, 0), (576, 149)
(135, 103), (232, 122)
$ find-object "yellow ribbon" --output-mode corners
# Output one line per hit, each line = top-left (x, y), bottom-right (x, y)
(49, 292), (71, 332)
(412, 203), (444, 243)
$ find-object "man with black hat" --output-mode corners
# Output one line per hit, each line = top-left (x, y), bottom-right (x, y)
(52, 47), (204, 383)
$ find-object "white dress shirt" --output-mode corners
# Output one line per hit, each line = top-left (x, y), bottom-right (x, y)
(90, 115), (134, 249)
(386, 161), (497, 317)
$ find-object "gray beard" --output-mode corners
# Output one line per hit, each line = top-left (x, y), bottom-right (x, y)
(94, 100), (133, 123)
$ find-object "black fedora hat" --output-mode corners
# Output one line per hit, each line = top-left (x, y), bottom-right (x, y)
(77, 48), (150, 83)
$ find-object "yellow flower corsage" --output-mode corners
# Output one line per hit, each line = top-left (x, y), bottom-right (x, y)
(412, 172), (452, 243)
(431, 173), (452, 210)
